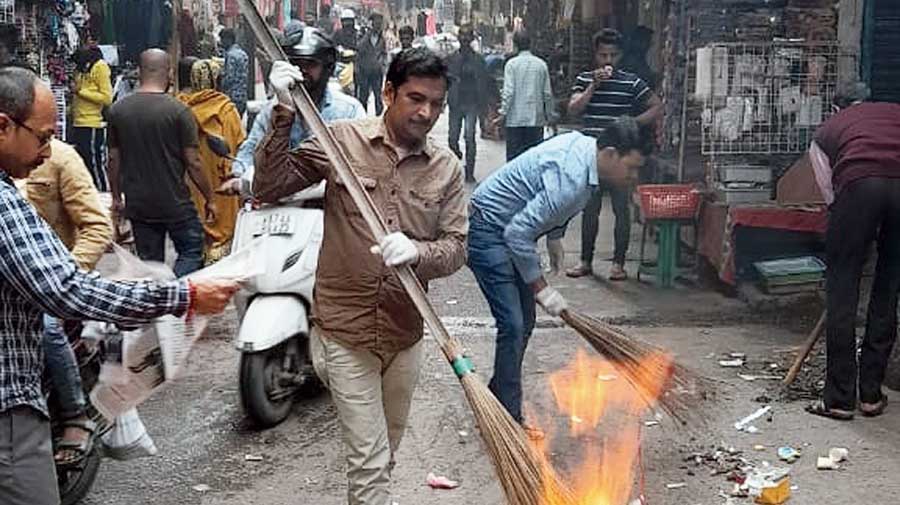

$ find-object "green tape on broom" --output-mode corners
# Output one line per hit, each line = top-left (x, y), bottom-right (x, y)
(451, 356), (475, 377)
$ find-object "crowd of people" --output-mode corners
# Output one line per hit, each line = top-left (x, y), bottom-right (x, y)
(0, 8), (897, 505)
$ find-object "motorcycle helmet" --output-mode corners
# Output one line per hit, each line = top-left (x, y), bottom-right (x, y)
(279, 25), (337, 79)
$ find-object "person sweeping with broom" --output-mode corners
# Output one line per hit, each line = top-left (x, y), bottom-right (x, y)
(468, 116), (651, 439)
(252, 47), (468, 505)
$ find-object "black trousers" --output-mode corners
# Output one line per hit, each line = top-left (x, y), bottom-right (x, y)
(580, 184), (631, 265)
(825, 177), (900, 410)
(71, 126), (108, 192)
(505, 126), (544, 162)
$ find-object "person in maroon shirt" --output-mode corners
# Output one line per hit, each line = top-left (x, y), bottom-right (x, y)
(806, 84), (900, 420)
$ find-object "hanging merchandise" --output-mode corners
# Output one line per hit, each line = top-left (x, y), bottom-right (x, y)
(69, 0), (88, 28)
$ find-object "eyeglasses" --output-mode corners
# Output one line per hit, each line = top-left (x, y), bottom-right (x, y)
(11, 118), (52, 149)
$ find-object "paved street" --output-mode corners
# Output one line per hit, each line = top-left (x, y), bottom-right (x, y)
(86, 114), (900, 505)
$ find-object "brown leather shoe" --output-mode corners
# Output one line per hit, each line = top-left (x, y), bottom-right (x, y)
(565, 264), (593, 278)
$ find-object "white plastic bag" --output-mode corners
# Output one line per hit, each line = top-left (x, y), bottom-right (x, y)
(101, 408), (158, 461)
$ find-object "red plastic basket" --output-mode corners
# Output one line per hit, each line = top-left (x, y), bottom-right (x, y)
(637, 184), (701, 220)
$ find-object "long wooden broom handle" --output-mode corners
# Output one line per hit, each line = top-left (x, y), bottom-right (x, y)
(782, 310), (826, 386)
(237, 0), (463, 363)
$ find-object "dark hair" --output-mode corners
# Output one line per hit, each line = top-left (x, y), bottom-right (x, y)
(220, 28), (236, 46)
(599, 116), (653, 155)
(513, 30), (530, 51)
(386, 47), (448, 89)
(178, 56), (198, 89)
(0, 66), (37, 122)
(399, 25), (414, 38)
(593, 28), (623, 50)
(73, 46), (103, 73)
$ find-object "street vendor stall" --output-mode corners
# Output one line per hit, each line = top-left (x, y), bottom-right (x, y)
(687, 40), (851, 289)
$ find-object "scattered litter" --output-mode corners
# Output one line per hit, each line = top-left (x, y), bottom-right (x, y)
(817, 456), (839, 470)
(777, 447), (801, 464)
(244, 454), (264, 462)
(192, 484), (211, 493)
(817, 447), (849, 470)
(735, 406), (772, 432)
(730, 353), (747, 359)
(426, 472), (459, 490)
(445, 299), (459, 305)
(719, 359), (745, 368)
(745, 425), (760, 434)
(745, 467), (791, 505)
(738, 374), (783, 382)
(596, 373), (618, 381)
(666, 482), (687, 490)
(644, 420), (660, 427)
(457, 430), (469, 437)
(828, 447), (849, 463)
(753, 445), (767, 451)
(571, 415), (584, 424)
(769, 363), (780, 369)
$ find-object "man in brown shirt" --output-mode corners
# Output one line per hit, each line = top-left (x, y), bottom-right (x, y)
(254, 48), (467, 504)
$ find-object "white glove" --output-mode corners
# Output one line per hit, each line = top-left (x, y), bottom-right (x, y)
(536, 286), (568, 317)
(269, 61), (304, 103)
(370, 232), (420, 267)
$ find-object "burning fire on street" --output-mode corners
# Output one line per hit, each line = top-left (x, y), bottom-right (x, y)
(532, 348), (675, 505)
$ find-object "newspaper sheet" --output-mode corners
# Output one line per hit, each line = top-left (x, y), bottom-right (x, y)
(90, 241), (262, 419)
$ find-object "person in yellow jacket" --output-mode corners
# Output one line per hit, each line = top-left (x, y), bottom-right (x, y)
(17, 138), (113, 467)
(71, 45), (113, 192)
(177, 57), (245, 263)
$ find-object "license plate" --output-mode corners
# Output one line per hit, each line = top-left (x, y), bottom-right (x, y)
(253, 213), (295, 236)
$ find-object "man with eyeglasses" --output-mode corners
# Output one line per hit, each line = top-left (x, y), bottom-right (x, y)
(0, 66), (239, 505)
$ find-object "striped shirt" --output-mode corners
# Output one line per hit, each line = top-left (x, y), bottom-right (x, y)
(572, 69), (651, 138)
(0, 171), (190, 416)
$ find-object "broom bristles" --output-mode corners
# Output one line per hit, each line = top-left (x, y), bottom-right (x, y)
(459, 373), (577, 505)
(561, 310), (709, 426)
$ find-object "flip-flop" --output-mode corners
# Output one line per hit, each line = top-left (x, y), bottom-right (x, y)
(860, 395), (889, 418)
(55, 419), (96, 468)
(805, 400), (854, 421)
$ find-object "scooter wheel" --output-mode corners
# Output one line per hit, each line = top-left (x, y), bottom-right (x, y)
(239, 345), (294, 428)
(58, 444), (102, 505)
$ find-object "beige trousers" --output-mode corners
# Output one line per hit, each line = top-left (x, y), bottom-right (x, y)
(311, 330), (424, 505)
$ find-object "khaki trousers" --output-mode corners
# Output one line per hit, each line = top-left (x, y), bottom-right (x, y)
(311, 330), (424, 505)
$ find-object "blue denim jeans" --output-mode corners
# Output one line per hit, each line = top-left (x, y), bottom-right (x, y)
(42, 315), (86, 420)
(467, 212), (536, 423)
(132, 213), (205, 277)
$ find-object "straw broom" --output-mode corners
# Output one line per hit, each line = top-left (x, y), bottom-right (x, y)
(561, 310), (708, 426)
(236, 3), (576, 503)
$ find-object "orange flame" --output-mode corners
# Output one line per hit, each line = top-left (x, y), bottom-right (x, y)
(537, 348), (673, 505)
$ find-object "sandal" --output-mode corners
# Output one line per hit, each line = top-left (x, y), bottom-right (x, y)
(565, 264), (593, 278)
(860, 395), (888, 418)
(55, 419), (96, 468)
(521, 423), (545, 441)
(608, 264), (628, 281)
(805, 400), (854, 421)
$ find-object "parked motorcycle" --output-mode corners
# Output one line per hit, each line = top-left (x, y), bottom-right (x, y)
(48, 321), (109, 505)
(207, 136), (324, 428)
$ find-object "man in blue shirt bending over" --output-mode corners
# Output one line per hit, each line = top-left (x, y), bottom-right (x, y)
(467, 116), (650, 438)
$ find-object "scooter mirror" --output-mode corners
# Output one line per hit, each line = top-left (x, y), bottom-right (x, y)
(206, 135), (232, 158)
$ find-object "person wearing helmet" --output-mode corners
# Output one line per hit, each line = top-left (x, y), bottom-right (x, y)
(222, 26), (365, 196)
(334, 9), (358, 51)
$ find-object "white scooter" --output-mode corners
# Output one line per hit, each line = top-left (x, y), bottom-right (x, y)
(207, 136), (324, 427)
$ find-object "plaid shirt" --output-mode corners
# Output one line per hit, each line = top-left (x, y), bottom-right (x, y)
(0, 172), (190, 416)
(500, 51), (555, 128)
